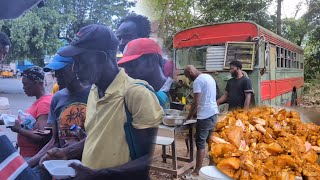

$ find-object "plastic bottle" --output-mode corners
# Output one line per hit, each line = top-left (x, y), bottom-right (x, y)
(18, 110), (36, 130)
(70, 124), (87, 140)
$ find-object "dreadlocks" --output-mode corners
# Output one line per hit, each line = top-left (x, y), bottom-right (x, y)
(118, 14), (151, 38)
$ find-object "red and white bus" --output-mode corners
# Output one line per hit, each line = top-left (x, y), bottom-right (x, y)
(173, 21), (304, 111)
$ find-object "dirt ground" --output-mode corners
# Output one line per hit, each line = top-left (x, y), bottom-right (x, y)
(149, 133), (207, 180)
(150, 82), (320, 180)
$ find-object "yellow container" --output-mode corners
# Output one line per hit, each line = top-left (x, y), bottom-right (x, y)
(181, 96), (186, 105)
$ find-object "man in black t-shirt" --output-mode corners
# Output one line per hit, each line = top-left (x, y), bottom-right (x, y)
(217, 60), (253, 110)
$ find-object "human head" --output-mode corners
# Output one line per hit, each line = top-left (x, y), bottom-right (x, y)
(21, 66), (45, 97)
(58, 24), (119, 88)
(0, 32), (11, 63)
(229, 60), (242, 77)
(118, 38), (163, 85)
(44, 51), (75, 89)
(184, 65), (200, 81)
(116, 14), (151, 52)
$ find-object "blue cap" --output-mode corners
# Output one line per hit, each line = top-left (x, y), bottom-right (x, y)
(43, 48), (74, 72)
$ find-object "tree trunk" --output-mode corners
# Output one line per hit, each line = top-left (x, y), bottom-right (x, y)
(277, 0), (282, 35)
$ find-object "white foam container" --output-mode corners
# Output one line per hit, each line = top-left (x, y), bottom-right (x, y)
(2, 114), (16, 126)
(199, 166), (232, 180)
(43, 160), (82, 179)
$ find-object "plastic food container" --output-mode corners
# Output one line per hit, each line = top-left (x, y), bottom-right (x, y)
(199, 166), (232, 180)
(43, 160), (82, 179)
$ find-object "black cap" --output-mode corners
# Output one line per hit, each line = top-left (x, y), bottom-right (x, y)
(229, 60), (242, 69)
(58, 24), (119, 57)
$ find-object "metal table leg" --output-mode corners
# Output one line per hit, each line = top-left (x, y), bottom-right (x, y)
(189, 126), (194, 162)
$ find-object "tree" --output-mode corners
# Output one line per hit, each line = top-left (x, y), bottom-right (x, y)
(146, 0), (276, 51)
(0, 0), (134, 66)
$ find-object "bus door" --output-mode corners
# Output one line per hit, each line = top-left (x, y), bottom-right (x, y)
(269, 44), (277, 105)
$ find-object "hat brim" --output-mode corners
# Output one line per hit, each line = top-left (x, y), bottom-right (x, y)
(117, 54), (143, 65)
(57, 45), (84, 57)
(43, 62), (68, 72)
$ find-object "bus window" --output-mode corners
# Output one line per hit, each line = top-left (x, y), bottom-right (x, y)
(175, 46), (206, 69)
(285, 49), (288, 68)
(276, 46), (281, 67)
(224, 42), (255, 70)
(288, 51), (292, 68)
(281, 48), (285, 68)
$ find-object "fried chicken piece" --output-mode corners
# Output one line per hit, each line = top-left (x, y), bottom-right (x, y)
(215, 120), (228, 131)
(310, 146), (320, 153)
(210, 136), (230, 144)
(211, 143), (237, 158)
(302, 163), (320, 178)
(253, 117), (267, 125)
(226, 126), (243, 148)
(266, 142), (283, 155)
(290, 111), (300, 119)
(217, 157), (241, 178)
(236, 112), (249, 122)
(239, 170), (250, 180)
(317, 139), (320, 146)
(274, 155), (297, 169)
(269, 171), (296, 180)
(255, 124), (266, 134)
(302, 150), (318, 163)
(251, 174), (267, 180)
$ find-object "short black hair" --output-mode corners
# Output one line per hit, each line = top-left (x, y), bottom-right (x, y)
(118, 14), (151, 38)
(230, 60), (242, 69)
(0, 32), (11, 47)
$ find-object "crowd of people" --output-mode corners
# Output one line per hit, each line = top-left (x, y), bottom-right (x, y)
(0, 13), (254, 180)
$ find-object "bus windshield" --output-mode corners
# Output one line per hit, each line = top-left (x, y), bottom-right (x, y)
(175, 46), (207, 70)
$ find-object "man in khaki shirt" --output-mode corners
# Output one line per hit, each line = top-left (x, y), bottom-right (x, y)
(40, 24), (163, 180)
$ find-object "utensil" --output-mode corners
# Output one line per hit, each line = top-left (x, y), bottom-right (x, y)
(162, 115), (186, 126)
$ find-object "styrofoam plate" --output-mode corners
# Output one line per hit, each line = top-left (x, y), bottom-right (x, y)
(43, 160), (81, 179)
(2, 114), (16, 126)
(199, 166), (232, 180)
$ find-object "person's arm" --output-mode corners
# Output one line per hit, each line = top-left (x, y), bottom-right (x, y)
(39, 138), (85, 167)
(186, 93), (200, 120)
(217, 80), (230, 106)
(10, 114), (50, 143)
(217, 91), (228, 105)
(69, 128), (157, 180)
(243, 77), (253, 109)
(27, 122), (58, 168)
(244, 93), (251, 110)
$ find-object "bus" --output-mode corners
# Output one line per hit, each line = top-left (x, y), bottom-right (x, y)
(173, 21), (304, 112)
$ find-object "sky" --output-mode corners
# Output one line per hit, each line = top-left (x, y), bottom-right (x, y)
(268, 0), (309, 19)
(132, 0), (309, 20)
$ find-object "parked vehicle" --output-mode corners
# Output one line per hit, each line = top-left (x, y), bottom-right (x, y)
(173, 21), (304, 111)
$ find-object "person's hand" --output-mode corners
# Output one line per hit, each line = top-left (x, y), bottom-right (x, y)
(69, 163), (97, 180)
(39, 147), (68, 167)
(9, 120), (21, 133)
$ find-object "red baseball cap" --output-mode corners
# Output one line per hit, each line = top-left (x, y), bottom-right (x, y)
(117, 38), (162, 65)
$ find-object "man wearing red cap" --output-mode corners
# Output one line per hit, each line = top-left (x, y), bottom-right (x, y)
(118, 38), (170, 108)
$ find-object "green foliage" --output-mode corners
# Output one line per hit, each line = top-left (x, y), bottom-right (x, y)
(0, 0), (134, 66)
(147, 0), (276, 51)
(146, 0), (319, 81)
(304, 26), (320, 81)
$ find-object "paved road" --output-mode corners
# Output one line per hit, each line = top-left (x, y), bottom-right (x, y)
(0, 78), (34, 142)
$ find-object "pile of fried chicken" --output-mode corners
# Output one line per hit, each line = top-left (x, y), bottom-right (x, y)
(209, 106), (320, 180)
